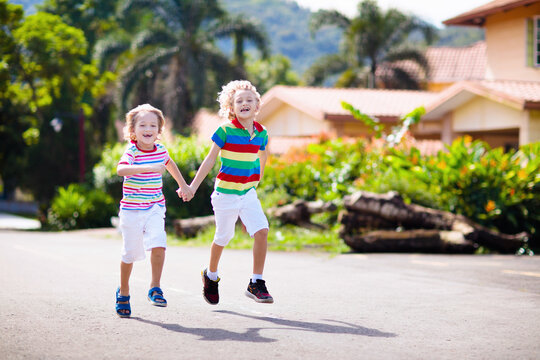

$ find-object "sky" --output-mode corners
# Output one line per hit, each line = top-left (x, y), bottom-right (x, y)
(294, 0), (490, 28)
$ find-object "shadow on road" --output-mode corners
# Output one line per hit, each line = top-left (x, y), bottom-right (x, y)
(216, 310), (397, 338)
(132, 317), (277, 342)
(131, 310), (396, 343)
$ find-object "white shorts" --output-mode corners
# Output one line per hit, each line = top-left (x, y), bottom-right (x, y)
(211, 188), (269, 246)
(119, 204), (167, 263)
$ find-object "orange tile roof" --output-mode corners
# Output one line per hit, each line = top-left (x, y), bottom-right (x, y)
(424, 79), (540, 119)
(478, 80), (540, 103)
(376, 42), (487, 84)
(259, 86), (438, 120)
(426, 42), (487, 82)
(444, 0), (540, 26)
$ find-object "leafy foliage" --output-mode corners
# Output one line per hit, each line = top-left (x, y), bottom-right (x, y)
(93, 0), (269, 129)
(0, 6), (114, 202)
(47, 183), (117, 230)
(245, 54), (301, 94)
(260, 137), (369, 205)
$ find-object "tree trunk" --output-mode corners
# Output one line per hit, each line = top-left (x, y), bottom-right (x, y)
(341, 191), (528, 253)
(342, 229), (476, 253)
(173, 215), (215, 238)
(267, 200), (337, 228)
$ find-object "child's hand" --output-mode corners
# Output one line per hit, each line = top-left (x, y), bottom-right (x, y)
(177, 185), (194, 202)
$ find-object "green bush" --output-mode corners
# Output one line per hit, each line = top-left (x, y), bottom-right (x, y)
(260, 137), (370, 205)
(47, 184), (117, 230)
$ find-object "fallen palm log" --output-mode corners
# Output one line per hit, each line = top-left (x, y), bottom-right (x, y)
(267, 199), (337, 229)
(173, 215), (215, 237)
(342, 229), (476, 253)
(341, 191), (528, 253)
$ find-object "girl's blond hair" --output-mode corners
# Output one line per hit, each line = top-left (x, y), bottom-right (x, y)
(124, 103), (165, 141)
(217, 80), (262, 120)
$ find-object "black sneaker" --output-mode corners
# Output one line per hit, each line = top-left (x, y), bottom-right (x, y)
(202, 269), (220, 305)
(245, 279), (274, 303)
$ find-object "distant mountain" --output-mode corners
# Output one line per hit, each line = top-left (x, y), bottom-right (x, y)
(436, 26), (485, 47)
(220, 0), (342, 74)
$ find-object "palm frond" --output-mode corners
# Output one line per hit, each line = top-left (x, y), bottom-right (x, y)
(309, 10), (351, 36)
(303, 54), (350, 86)
(380, 66), (421, 90)
(177, 0), (225, 35)
(92, 33), (131, 73)
(385, 46), (430, 76)
(210, 15), (270, 61)
(118, 0), (180, 28)
(131, 28), (178, 51)
(117, 46), (179, 112)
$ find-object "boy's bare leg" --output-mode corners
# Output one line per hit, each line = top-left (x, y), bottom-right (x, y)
(120, 261), (133, 296)
(252, 228), (269, 275)
(150, 247), (166, 289)
(209, 242), (225, 273)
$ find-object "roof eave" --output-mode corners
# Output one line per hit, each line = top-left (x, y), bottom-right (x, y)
(524, 101), (540, 110)
(443, 0), (539, 27)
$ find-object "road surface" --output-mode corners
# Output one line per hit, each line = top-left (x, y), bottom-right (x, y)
(1, 229), (539, 359)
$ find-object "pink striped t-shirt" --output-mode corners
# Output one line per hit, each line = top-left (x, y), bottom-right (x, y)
(118, 141), (170, 210)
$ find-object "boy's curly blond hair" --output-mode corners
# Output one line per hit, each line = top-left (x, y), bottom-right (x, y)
(124, 103), (165, 141)
(217, 80), (262, 120)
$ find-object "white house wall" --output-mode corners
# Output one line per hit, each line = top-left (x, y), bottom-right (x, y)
(453, 96), (522, 132)
(262, 103), (328, 136)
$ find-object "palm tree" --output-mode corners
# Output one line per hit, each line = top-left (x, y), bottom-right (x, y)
(94, 0), (269, 130)
(307, 0), (436, 89)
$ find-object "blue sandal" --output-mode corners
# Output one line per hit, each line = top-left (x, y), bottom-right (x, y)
(148, 287), (167, 307)
(116, 287), (131, 318)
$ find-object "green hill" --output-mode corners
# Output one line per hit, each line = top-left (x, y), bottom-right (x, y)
(220, 0), (342, 73)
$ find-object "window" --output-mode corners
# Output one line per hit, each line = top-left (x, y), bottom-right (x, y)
(527, 17), (540, 67)
(536, 17), (540, 67)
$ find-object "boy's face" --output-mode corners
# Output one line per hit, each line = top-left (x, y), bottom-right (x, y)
(134, 112), (160, 149)
(232, 89), (259, 121)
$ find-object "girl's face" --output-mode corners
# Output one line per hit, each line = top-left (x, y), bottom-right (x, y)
(133, 112), (160, 150)
(232, 89), (259, 121)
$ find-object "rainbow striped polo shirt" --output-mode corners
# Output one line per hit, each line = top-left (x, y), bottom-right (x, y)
(211, 118), (268, 195)
(118, 141), (170, 210)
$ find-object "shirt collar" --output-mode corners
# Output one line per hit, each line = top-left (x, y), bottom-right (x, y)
(231, 118), (263, 132)
(132, 140), (156, 153)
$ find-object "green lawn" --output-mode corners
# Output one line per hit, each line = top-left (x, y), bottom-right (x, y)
(169, 223), (349, 255)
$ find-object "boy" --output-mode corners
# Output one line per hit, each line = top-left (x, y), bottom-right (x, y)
(185, 80), (273, 304)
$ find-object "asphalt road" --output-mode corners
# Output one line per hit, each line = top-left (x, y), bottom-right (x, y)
(1, 229), (539, 360)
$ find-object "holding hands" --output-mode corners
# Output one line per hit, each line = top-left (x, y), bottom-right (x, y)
(177, 184), (194, 202)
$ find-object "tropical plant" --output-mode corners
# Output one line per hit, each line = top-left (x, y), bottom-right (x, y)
(245, 54), (301, 94)
(47, 183), (117, 230)
(1, 7), (113, 202)
(306, 0), (436, 89)
(93, 0), (269, 131)
(38, 0), (121, 58)
(341, 101), (425, 145)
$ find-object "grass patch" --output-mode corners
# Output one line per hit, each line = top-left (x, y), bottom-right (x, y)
(168, 223), (349, 254)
